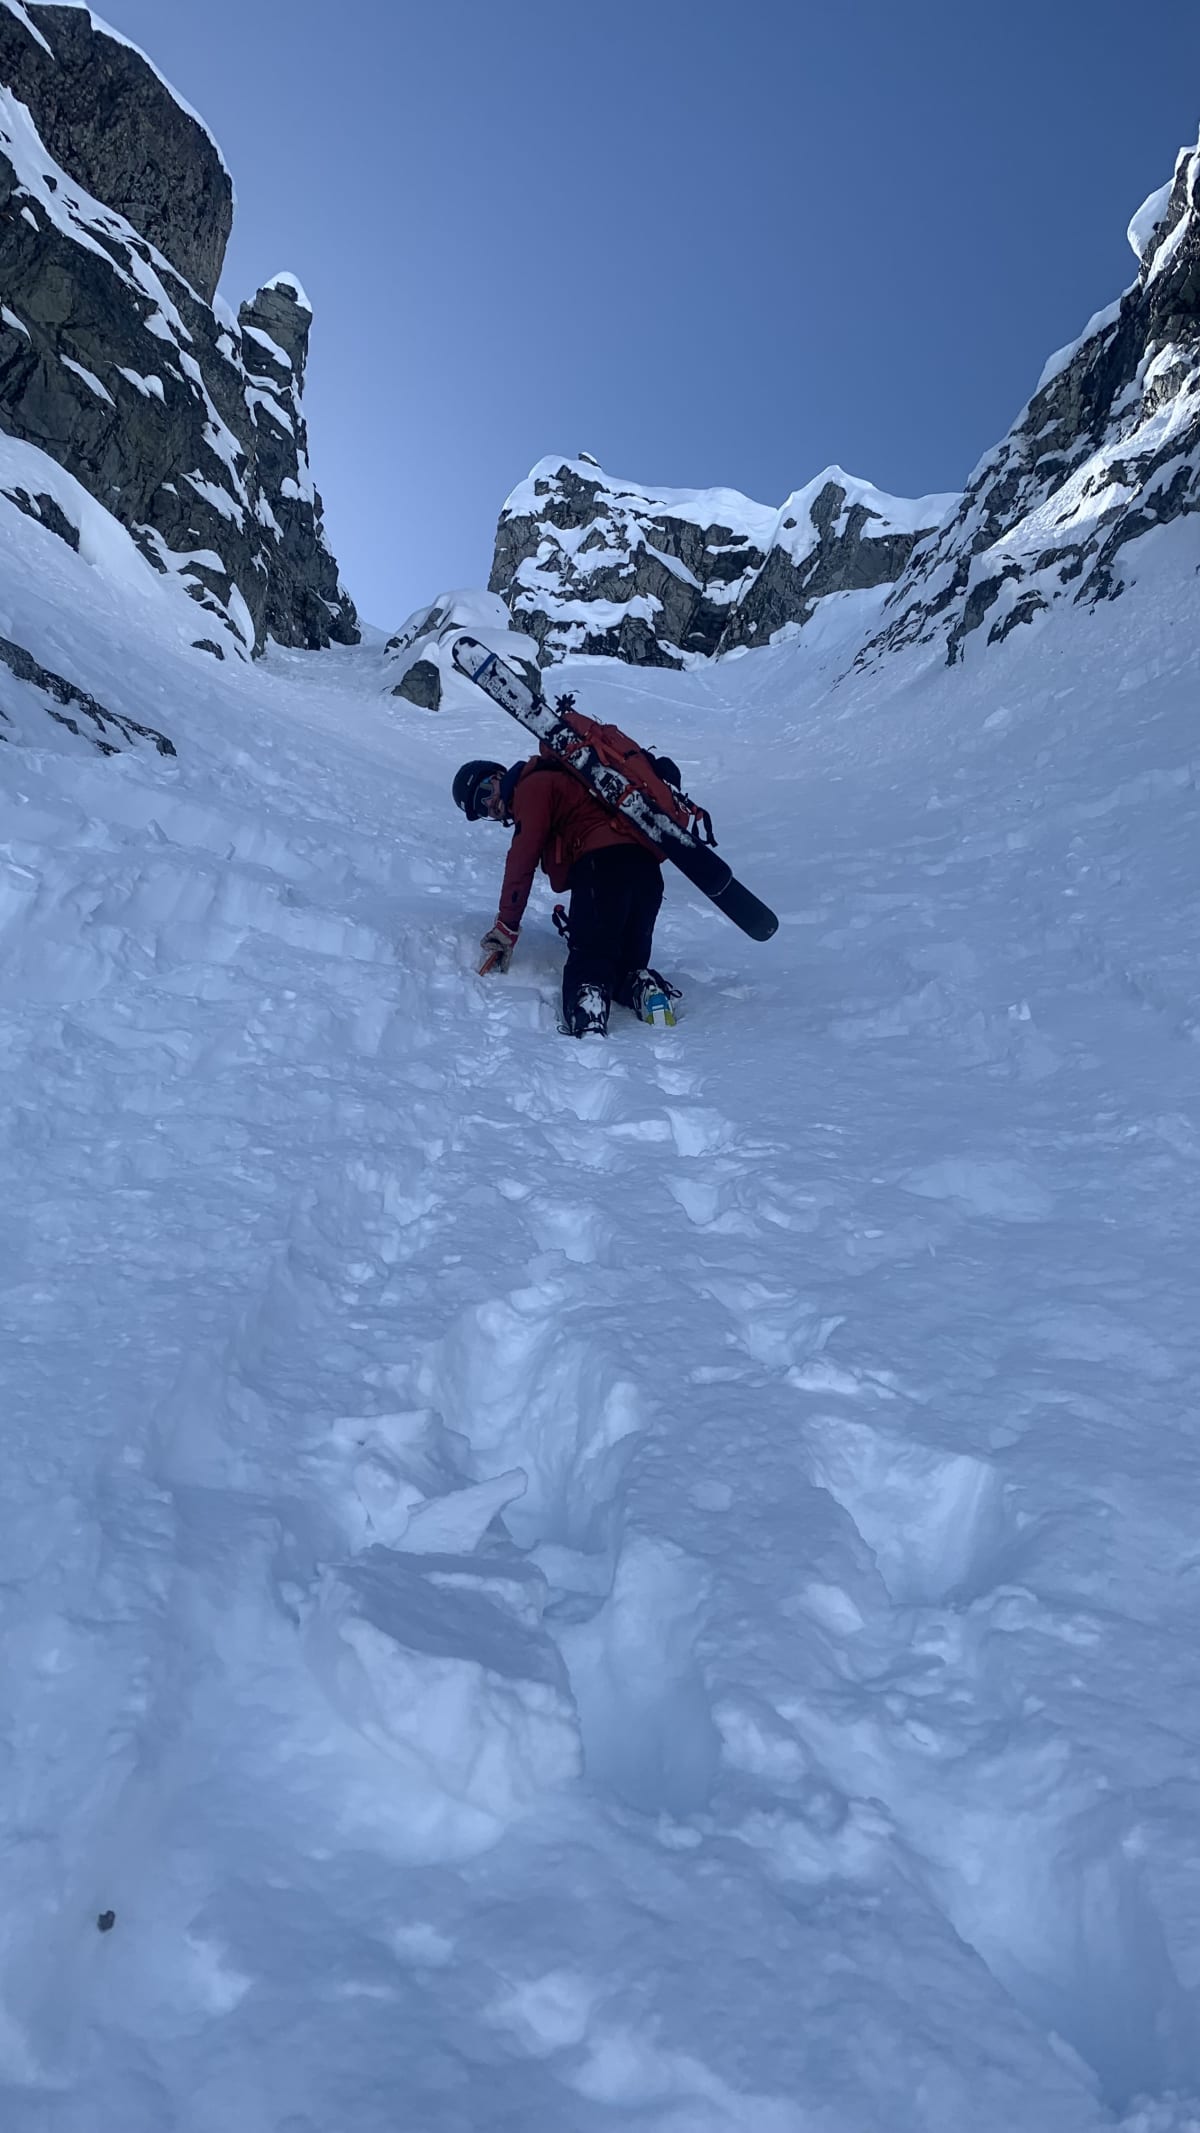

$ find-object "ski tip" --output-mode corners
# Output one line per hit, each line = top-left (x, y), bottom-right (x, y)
(449, 631), (482, 660)
(450, 635), (503, 690)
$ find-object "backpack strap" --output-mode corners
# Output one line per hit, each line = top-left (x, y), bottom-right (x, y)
(683, 797), (717, 845)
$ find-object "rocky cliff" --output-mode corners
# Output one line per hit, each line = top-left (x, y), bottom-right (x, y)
(863, 133), (1200, 667)
(0, 0), (357, 658)
(488, 458), (955, 668)
(0, 1), (232, 300)
(483, 134), (1200, 683)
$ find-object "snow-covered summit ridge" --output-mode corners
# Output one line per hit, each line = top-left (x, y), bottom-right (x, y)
(489, 455), (955, 669)
(502, 456), (780, 545)
(864, 129), (1200, 667)
(264, 271), (313, 315)
(480, 133), (1200, 681)
(795, 464), (956, 525)
(504, 457), (954, 557)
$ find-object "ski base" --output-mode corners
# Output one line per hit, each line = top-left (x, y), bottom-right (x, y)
(669, 840), (778, 943)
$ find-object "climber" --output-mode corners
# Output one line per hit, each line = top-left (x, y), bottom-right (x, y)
(452, 756), (678, 1035)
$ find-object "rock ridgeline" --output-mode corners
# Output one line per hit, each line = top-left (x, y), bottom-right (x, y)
(466, 130), (1200, 684)
(0, 0), (357, 658)
(489, 459), (954, 669)
(861, 133), (1200, 666)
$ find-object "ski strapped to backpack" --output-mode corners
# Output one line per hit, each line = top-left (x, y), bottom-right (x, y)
(544, 694), (717, 853)
(448, 635), (778, 943)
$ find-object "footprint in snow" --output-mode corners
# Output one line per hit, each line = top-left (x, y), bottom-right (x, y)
(801, 1411), (1013, 1608)
(664, 1105), (735, 1159)
(525, 1194), (613, 1266)
(899, 1156), (1055, 1223)
(516, 1054), (628, 1126)
(653, 1060), (698, 1098)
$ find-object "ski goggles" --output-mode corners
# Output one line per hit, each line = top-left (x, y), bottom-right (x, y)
(468, 771), (500, 820)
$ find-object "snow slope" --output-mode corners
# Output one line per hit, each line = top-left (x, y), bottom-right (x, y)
(3, 456), (1200, 2131)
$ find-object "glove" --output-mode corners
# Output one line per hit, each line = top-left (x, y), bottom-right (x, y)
(478, 920), (518, 974)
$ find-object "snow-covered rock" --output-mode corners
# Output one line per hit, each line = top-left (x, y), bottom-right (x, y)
(1127, 180), (1174, 266)
(0, 424), (237, 746)
(0, 9), (357, 657)
(864, 132), (1200, 666)
(720, 468), (957, 655)
(384, 588), (540, 711)
(489, 456), (955, 668)
(0, 625), (174, 754)
(482, 133), (1200, 684)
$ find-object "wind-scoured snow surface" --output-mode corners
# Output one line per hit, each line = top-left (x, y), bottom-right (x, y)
(3, 458), (1200, 2132)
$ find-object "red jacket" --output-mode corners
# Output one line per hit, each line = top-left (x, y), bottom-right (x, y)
(496, 761), (660, 932)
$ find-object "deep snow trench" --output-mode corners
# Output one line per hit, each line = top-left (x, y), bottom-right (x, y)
(3, 497), (1200, 2133)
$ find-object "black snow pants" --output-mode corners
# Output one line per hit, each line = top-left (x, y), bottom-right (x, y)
(562, 845), (664, 1022)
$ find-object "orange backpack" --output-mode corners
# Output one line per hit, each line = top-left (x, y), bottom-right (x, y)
(538, 695), (716, 847)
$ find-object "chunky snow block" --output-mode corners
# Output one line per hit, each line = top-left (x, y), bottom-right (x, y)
(450, 635), (779, 943)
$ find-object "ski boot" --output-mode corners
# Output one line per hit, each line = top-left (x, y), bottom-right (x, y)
(630, 969), (681, 1027)
(564, 983), (610, 1038)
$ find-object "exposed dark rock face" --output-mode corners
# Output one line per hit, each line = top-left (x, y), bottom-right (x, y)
(489, 463), (753, 668)
(0, 3), (357, 657)
(0, 1), (232, 300)
(720, 482), (945, 653)
(864, 136), (1200, 666)
(237, 279), (359, 651)
(0, 630), (175, 753)
(391, 656), (441, 709)
(489, 459), (952, 667)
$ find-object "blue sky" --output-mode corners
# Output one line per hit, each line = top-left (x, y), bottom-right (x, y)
(73, 0), (1200, 627)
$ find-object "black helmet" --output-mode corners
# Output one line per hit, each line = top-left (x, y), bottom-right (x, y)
(453, 759), (506, 821)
